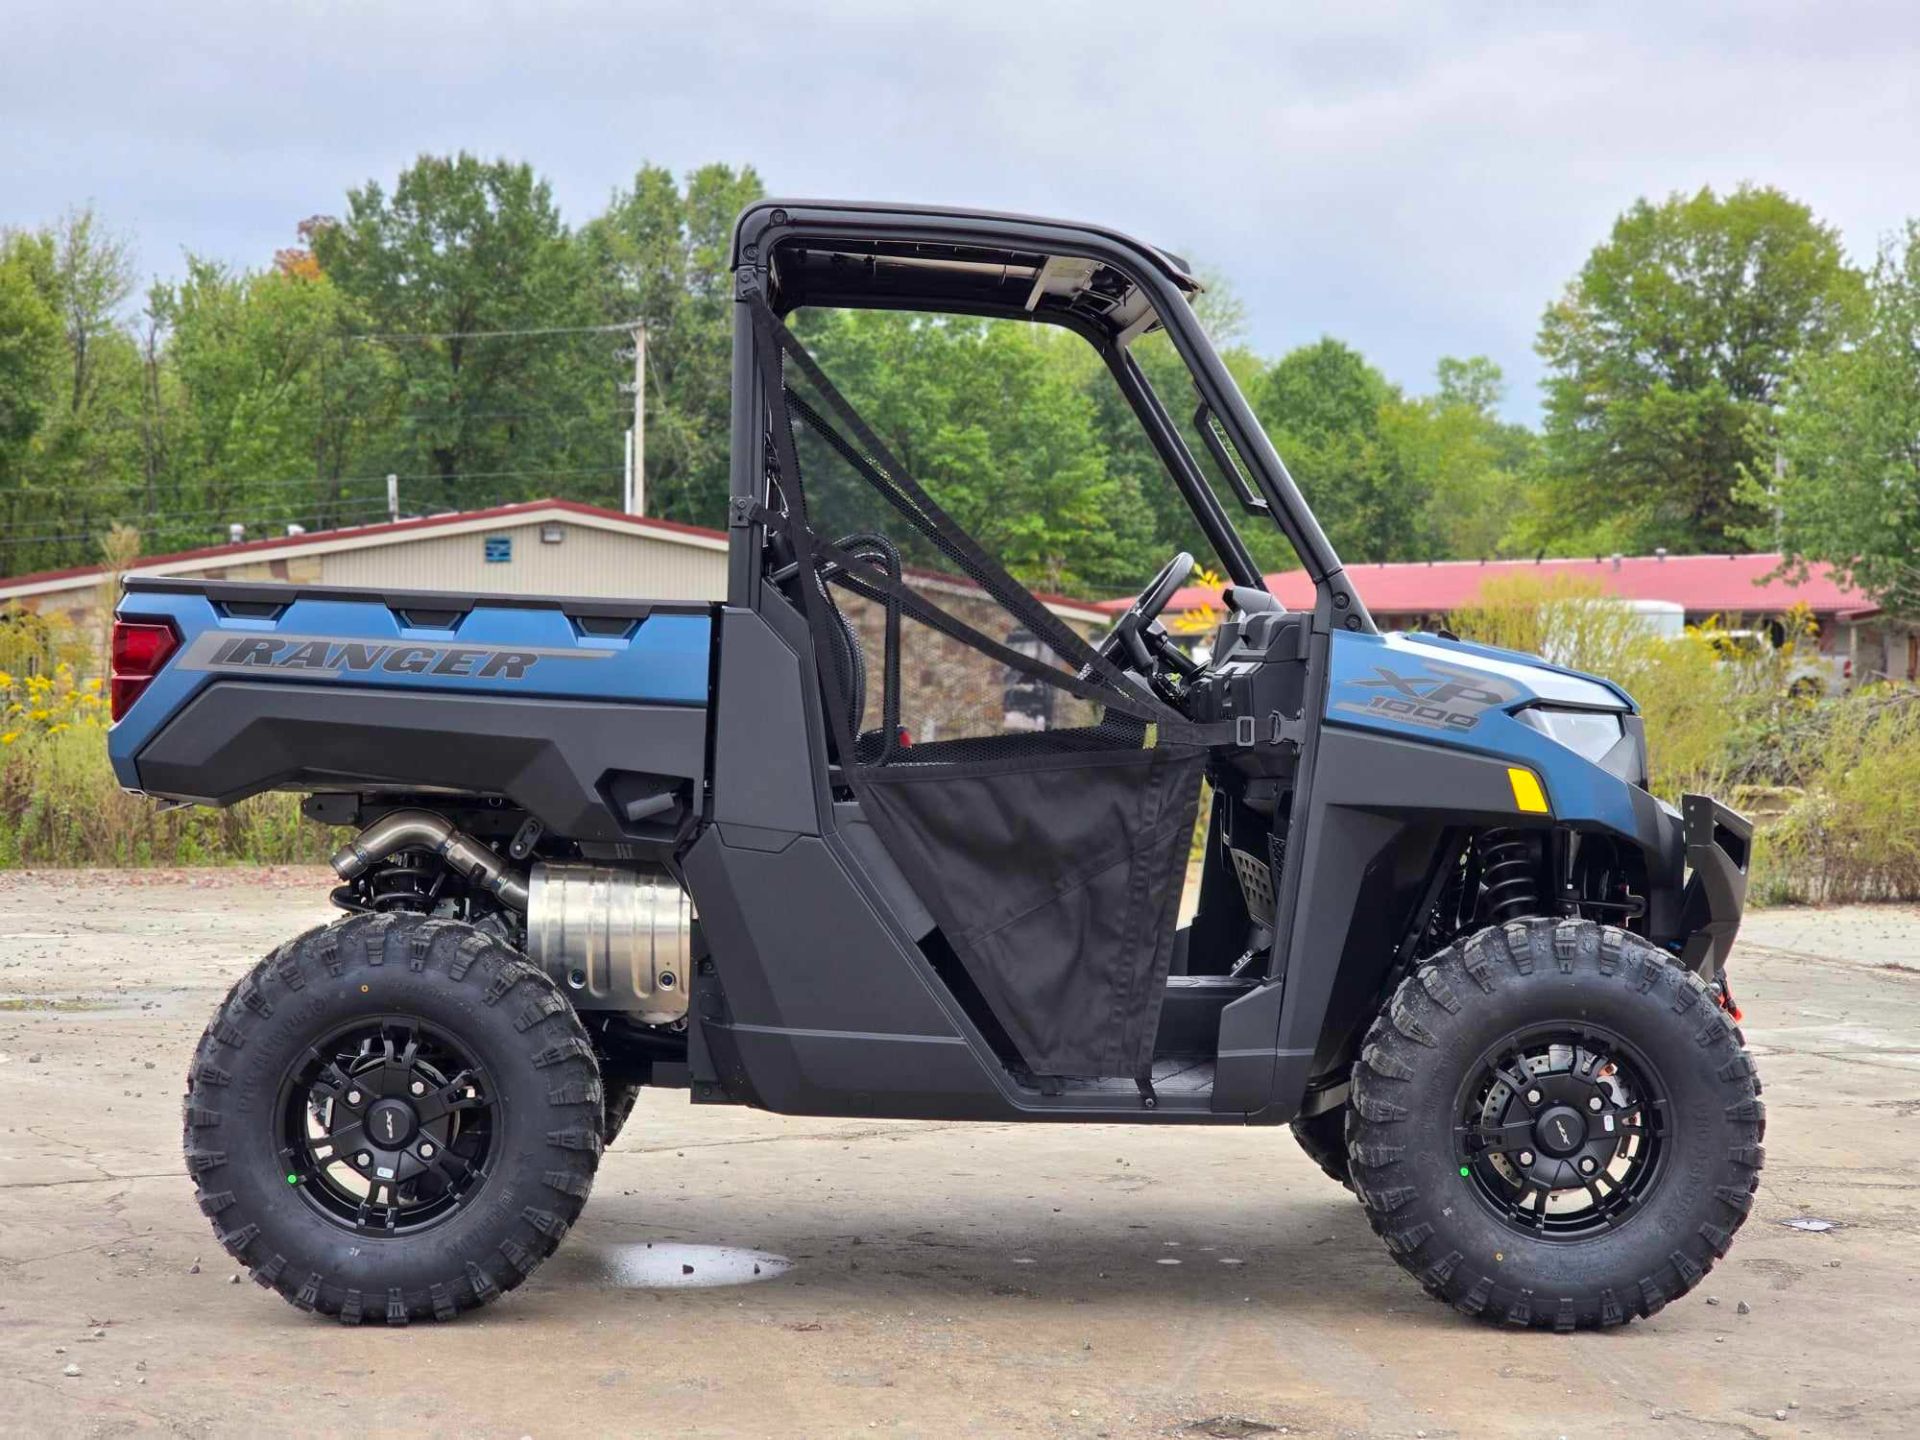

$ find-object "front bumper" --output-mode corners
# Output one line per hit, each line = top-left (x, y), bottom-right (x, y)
(1674, 793), (1752, 977)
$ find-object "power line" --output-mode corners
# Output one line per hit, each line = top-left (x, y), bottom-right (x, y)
(0, 488), (621, 553)
(4, 464), (625, 502)
(0, 506), (384, 551)
(0, 470), (625, 546)
(390, 410), (609, 424)
(335, 320), (641, 344)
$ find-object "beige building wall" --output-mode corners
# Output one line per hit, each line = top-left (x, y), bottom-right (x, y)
(1, 519), (731, 676)
(319, 521), (726, 601)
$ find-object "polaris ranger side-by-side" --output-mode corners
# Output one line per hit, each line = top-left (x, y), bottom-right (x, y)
(109, 201), (1760, 1330)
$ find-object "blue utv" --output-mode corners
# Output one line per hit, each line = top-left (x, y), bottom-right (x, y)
(109, 200), (1760, 1330)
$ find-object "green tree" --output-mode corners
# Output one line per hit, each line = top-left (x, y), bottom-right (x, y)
(146, 254), (397, 546)
(0, 210), (146, 573)
(577, 163), (764, 527)
(1252, 337), (1431, 563)
(0, 240), (61, 487)
(1536, 185), (1857, 553)
(795, 309), (1156, 593)
(1395, 356), (1541, 560)
(1755, 222), (1920, 615)
(1078, 307), (1285, 580)
(50, 208), (135, 420)
(311, 154), (601, 509)
(1434, 354), (1505, 415)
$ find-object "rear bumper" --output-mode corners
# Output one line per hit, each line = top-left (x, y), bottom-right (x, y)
(1674, 793), (1752, 977)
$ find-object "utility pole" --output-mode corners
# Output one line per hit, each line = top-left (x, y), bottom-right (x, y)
(386, 473), (399, 525)
(623, 322), (647, 516)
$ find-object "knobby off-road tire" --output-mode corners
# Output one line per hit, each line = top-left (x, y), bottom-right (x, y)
(182, 912), (603, 1324)
(1347, 917), (1764, 1331)
(1290, 1105), (1353, 1188)
(601, 1079), (642, 1148)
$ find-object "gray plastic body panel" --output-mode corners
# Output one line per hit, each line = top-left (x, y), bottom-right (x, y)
(710, 605), (825, 835)
(132, 681), (705, 843)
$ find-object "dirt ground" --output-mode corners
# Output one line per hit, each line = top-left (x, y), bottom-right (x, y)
(1, 870), (1915, 1439)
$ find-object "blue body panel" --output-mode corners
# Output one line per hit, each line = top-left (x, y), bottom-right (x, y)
(1325, 629), (1645, 837)
(109, 588), (714, 789)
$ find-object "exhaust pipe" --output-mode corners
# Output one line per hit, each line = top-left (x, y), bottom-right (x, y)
(330, 808), (530, 911)
(331, 810), (691, 1022)
(526, 864), (690, 1022)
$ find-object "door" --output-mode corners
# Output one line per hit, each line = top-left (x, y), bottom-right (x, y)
(748, 292), (1209, 1080)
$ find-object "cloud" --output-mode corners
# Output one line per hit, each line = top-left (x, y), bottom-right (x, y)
(4, 1), (1914, 419)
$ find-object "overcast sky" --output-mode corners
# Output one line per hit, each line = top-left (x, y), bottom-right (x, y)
(4, 1), (1916, 420)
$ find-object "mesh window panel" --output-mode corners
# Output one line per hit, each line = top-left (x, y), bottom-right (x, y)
(777, 358), (1145, 768)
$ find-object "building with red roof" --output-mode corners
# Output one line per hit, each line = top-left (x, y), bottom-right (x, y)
(0, 497), (1111, 664)
(1098, 551), (1918, 688)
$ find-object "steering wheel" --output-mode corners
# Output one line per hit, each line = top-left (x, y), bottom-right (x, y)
(1095, 551), (1201, 677)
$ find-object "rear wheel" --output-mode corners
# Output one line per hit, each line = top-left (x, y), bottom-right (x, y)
(1348, 917), (1763, 1330)
(182, 913), (604, 1323)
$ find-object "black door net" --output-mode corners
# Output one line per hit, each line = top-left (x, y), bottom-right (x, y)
(750, 295), (1218, 1079)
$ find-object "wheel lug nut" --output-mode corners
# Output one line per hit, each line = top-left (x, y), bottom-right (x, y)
(355, 1152), (372, 1168)
(1526, 1090), (1542, 1105)
(410, 1080), (426, 1096)
(1519, 1150), (1535, 1166)
(345, 1090), (362, 1106)
(1579, 1157), (1597, 1174)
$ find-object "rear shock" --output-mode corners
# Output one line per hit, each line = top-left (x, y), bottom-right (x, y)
(1479, 829), (1540, 923)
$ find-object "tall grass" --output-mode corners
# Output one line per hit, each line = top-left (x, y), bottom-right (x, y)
(1449, 575), (1920, 903)
(1747, 692), (1920, 904)
(0, 660), (337, 868)
(1448, 574), (1803, 803)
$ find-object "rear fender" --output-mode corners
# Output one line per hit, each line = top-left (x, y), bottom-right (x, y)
(110, 580), (714, 841)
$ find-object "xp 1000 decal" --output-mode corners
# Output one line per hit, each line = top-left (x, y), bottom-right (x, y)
(1332, 660), (1519, 734)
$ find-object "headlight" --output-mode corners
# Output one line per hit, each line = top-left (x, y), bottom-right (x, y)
(1515, 705), (1625, 765)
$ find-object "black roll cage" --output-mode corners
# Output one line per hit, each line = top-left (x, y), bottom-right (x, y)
(725, 199), (1374, 639)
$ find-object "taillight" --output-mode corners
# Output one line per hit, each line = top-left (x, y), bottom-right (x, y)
(109, 619), (178, 721)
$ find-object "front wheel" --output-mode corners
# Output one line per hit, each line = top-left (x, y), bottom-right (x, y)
(1289, 1105), (1352, 1188)
(1348, 918), (1763, 1330)
(182, 913), (604, 1323)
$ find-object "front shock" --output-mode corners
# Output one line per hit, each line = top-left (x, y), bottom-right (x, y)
(1479, 829), (1540, 923)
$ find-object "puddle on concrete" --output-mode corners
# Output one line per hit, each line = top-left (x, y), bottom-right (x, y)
(575, 1242), (792, 1290)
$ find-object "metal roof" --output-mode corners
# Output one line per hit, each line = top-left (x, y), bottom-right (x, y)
(1100, 552), (1879, 620)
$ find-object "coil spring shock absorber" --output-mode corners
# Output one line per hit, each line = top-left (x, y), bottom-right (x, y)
(1479, 828), (1540, 923)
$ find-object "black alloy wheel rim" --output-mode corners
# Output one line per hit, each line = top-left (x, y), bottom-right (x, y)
(1453, 1023), (1669, 1240)
(276, 1016), (498, 1236)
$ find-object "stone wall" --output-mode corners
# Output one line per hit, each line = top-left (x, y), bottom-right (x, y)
(835, 583), (1101, 744)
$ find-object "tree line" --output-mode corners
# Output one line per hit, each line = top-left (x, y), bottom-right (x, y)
(0, 157), (1914, 606)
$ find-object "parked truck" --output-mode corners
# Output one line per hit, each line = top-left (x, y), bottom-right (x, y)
(109, 200), (1760, 1330)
